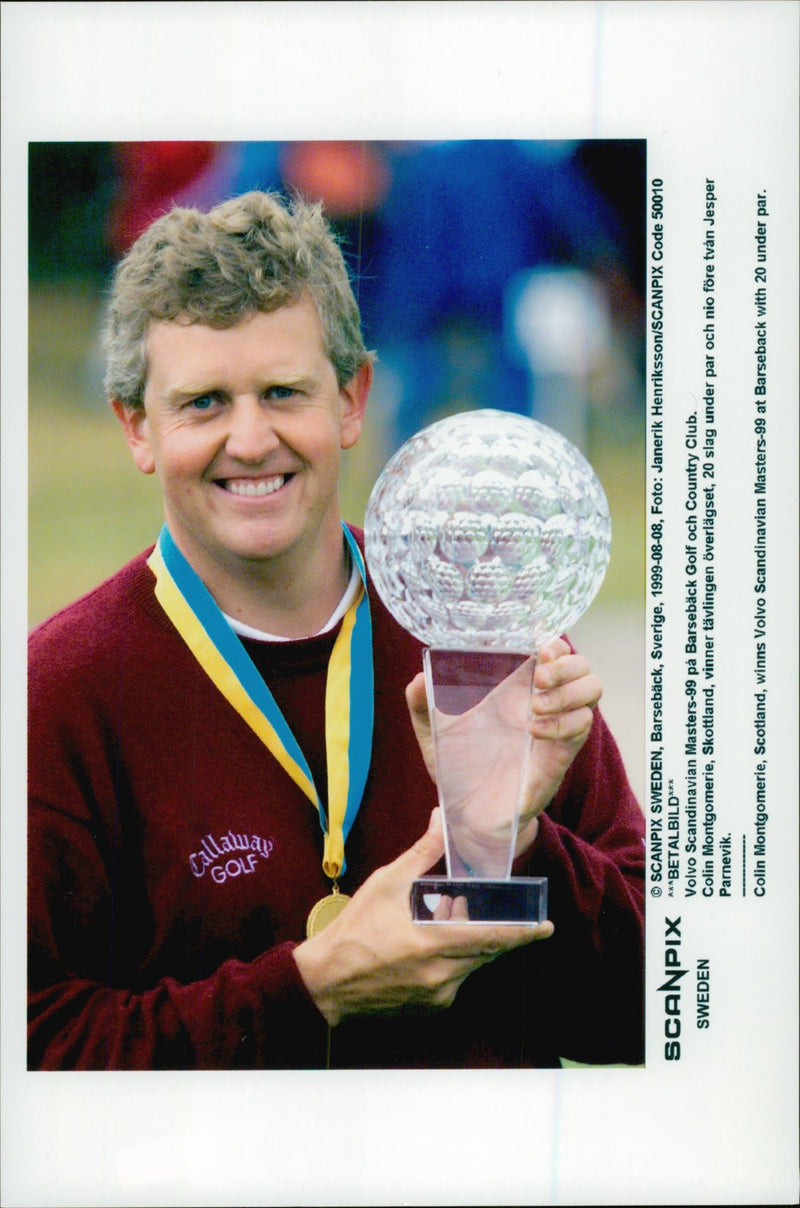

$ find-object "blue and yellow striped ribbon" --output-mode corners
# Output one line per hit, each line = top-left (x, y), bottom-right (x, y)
(147, 523), (374, 879)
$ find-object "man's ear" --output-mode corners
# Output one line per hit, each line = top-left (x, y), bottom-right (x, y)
(111, 399), (156, 475)
(339, 360), (373, 451)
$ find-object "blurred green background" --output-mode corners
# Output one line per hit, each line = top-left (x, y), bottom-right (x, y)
(28, 140), (645, 799)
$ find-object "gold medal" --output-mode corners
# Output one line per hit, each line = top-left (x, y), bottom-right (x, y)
(306, 887), (351, 937)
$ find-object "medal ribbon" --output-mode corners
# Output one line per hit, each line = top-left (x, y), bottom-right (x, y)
(147, 523), (373, 879)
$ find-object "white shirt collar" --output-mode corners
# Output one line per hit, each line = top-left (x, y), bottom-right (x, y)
(223, 559), (361, 643)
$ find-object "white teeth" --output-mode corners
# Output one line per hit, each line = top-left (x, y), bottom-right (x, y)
(227, 476), (285, 497)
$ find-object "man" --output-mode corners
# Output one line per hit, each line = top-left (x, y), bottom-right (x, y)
(28, 190), (644, 1069)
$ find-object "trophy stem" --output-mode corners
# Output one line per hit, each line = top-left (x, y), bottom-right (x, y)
(413, 647), (548, 925)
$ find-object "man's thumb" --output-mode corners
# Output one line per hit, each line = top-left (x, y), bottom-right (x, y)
(397, 808), (445, 879)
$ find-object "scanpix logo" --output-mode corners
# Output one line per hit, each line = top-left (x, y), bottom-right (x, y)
(189, 830), (275, 885)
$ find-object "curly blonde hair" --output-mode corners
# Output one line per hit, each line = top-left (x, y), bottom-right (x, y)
(103, 191), (373, 407)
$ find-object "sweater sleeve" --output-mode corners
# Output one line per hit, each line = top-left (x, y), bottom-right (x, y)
(514, 707), (646, 1065)
(27, 581), (330, 1071)
(28, 796), (325, 1070)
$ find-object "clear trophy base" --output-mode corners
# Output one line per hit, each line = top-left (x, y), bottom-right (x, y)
(411, 875), (548, 925)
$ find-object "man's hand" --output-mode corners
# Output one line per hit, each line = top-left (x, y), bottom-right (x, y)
(292, 810), (553, 1027)
(405, 638), (601, 860)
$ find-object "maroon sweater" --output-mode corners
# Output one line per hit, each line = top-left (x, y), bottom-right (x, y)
(28, 534), (645, 1070)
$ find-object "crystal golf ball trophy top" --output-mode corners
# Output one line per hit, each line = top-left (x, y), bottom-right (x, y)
(364, 409), (611, 924)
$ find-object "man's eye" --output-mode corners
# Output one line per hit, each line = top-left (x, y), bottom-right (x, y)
(189, 394), (217, 411)
(266, 385), (297, 401)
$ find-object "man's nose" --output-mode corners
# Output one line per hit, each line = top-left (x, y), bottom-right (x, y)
(224, 398), (280, 463)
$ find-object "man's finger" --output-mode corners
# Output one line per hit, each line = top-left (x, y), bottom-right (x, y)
(534, 652), (590, 691)
(536, 637), (570, 664)
(532, 675), (602, 717)
(405, 672), (428, 716)
(531, 706), (596, 741)
(437, 918), (555, 957)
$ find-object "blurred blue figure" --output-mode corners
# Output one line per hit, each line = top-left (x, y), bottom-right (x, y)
(346, 140), (638, 451)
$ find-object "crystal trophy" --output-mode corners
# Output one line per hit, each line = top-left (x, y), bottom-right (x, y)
(364, 409), (611, 924)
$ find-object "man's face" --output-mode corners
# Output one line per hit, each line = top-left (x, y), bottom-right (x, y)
(114, 295), (370, 586)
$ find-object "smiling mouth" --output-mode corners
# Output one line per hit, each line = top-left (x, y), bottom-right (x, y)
(220, 474), (293, 498)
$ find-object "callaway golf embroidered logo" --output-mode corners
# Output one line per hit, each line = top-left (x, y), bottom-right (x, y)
(189, 830), (275, 885)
